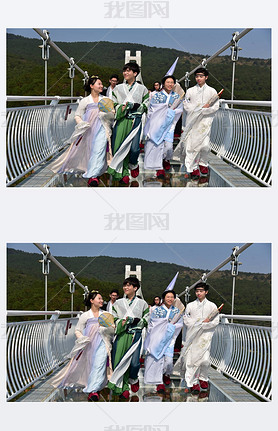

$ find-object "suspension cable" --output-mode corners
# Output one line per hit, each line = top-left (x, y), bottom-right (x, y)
(33, 243), (89, 293)
(177, 243), (253, 297)
(33, 28), (87, 77)
(178, 28), (253, 82)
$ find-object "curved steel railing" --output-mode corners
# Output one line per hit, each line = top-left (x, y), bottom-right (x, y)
(6, 312), (79, 401)
(210, 315), (271, 401)
(6, 99), (271, 186)
(210, 102), (271, 186)
(6, 98), (79, 186)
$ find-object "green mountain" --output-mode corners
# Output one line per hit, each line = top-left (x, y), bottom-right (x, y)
(7, 248), (271, 320)
(7, 33), (271, 104)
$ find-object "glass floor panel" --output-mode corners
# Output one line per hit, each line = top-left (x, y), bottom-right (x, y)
(49, 369), (232, 403)
(51, 155), (231, 188)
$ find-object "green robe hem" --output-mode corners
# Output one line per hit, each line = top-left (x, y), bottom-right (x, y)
(107, 381), (129, 394)
(107, 166), (126, 179)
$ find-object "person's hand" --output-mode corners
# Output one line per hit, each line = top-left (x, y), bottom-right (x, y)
(202, 103), (210, 108)
(121, 104), (127, 112)
(203, 318), (210, 323)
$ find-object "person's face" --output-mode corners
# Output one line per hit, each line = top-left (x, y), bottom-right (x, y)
(110, 292), (119, 303)
(109, 78), (118, 88)
(195, 288), (207, 302)
(195, 73), (208, 87)
(90, 79), (103, 94)
(123, 68), (137, 84)
(90, 293), (103, 308)
(154, 297), (160, 305)
(163, 78), (175, 93)
(154, 82), (160, 91)
(123, 282), (137, 298)
(163, 292), (175, 308)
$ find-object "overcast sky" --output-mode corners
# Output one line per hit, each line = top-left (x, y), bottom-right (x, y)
(7, 28), (271, 59)
(8, 243), (271, 274)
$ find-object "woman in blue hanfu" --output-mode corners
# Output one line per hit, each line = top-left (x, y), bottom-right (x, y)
(143, 290), (183, 393)
(143, 75), (184, 179)
(51, 76), (114, 187)
(50, 290), (114, 401)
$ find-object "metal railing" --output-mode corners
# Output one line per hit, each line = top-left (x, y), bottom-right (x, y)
(6, 97), (80, 186)
(6, 311), (79, 401)
(210, 314), (271, 401)
(6, 98), (271, 187)
(210, 101), (272, 186)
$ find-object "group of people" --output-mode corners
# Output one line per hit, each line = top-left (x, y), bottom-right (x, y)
(52, 61), (220, 186)
(51, 278), (220, 401)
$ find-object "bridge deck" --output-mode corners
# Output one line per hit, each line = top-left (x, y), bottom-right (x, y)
(14, 361), (259, 403)
(14, 144), (259, 188)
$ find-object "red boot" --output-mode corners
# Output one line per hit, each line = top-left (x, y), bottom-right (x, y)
(199, 165), (209, 176)
(199, 379), (209, 389)
(163, 159), (171, 170)
(120, 390), (130, 400)
(190, 383), (200, 394)
(156, 384), (166, 393)
(119, 175), (130, 185)
(88, 177), (99, 187)
(131, 381), (139, 393)
(131, 166), (139, 178)
(156, 169), (165, 179)
(163, 374), (171, 385)
(88, 392), (99, 401)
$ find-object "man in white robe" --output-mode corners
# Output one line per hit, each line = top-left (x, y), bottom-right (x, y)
(174, 282), (219, 394)
(173, 68), (220, 179)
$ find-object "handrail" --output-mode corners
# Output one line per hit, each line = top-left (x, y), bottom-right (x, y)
(220, 314), (271, 322)
(7, 310), (82, 317)
(210, 319), (271, 401)
(7, 95), (82, 102)
(6, 316), (78, 401)
(219, 99), (271, 107)
(6, 101), (78, 186)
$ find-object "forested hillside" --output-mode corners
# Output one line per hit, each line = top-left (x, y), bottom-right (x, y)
(7, 248), (271, 319)
(7, 33), (271, 103)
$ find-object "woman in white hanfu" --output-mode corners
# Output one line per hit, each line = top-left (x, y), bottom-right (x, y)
(50, 291), (114, 402)
(143, 75), (183, 179)
(51, 76), (114, 187)
(143, 290), (183, 393)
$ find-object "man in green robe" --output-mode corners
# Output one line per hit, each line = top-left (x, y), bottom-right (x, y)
(108, 277), (149, 399)
(108, 62), (149, 184)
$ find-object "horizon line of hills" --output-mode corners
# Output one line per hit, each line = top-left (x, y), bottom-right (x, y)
(7, 248), (271, 319)
(7, 33), (271, 103)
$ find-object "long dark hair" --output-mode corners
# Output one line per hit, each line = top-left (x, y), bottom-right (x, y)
(84, 75), (101, 93)
(84, 290), (101, 307)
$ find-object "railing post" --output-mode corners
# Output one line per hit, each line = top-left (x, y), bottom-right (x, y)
(39, 30), (50, 105)
(39, 244), (51, 319)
